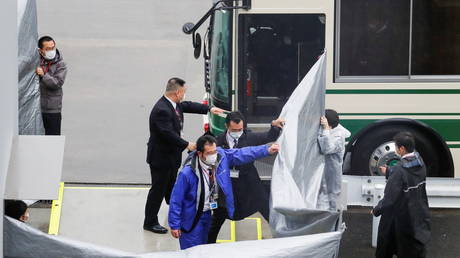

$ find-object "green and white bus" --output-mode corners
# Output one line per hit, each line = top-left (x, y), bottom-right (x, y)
(183, 0), (460, 178)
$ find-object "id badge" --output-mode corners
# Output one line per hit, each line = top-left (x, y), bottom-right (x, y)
(210, 202), (218, 210)
(230, 169), (239, 178)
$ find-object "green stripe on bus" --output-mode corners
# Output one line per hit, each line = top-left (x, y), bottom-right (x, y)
(326, 89), (460, 94)
(448, 144), (460, 148)
(341, 119), (460, 142)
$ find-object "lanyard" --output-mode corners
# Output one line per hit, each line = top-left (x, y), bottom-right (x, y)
(41, 61), (52, 74)
(198, 162), (218, 202)
(202, 167), (215, 191)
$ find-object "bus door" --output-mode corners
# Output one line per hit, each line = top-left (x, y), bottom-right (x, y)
(238, 14), (325, 125)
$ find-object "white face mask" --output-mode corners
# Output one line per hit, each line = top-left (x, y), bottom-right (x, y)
(44, 49), (56, 60)
(204, 153), (218, 166)
(229, 131), (243, 139)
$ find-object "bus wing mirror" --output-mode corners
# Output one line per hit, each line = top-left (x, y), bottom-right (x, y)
(183, 22), (195, 34)
(193, 33), (202, 59)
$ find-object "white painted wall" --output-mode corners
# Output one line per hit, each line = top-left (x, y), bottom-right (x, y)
(0, 0), (18, 255)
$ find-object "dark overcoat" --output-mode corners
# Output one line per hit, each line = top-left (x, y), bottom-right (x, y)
(146, 96), (209, 169)
(216, 126), (281, 220)
(373, 153), (431, 258)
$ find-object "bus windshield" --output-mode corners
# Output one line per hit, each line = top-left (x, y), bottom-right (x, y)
(210, 10), (232, 111)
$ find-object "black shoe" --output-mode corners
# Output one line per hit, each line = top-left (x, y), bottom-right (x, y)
(143, 224), (168, 234)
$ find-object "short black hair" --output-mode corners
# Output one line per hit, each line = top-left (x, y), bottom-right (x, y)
(165, 77), (186, 92)
(38, 36), (55, 49)
(325, 109), (339, 129)
(225, 111), (245, 126)
(4, 200), (27, 221)
(393, 132), (415, 153)
(197, 135), (217, 152)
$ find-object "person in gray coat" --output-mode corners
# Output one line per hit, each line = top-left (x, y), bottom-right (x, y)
(36, 36), (68, 135)
(317, 109), (351, 211)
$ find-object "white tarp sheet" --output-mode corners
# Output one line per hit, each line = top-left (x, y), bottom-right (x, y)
(18, 0), (44, 135)
(4, 216), (342, 258)
(270, 53), (341, 237)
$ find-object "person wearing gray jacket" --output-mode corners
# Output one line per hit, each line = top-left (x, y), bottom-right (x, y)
(36, 36), (68, 135)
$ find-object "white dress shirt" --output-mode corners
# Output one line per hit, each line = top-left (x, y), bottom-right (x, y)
(164, 95), (177, 110)
(226, 132), (239, 149)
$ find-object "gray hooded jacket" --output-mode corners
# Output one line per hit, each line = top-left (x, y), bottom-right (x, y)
(39, 49), (67, 113)
(317, 124), (351, 211)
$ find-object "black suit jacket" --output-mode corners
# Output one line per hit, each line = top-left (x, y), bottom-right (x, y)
(216, 126), (281, 220)
(146, 96), (209, 169)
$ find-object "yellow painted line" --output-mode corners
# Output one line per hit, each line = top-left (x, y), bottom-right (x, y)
(216, 220), (236, 243)
(244, 217), (263, 240)
(216, 240), (233, 243)
(48, 182), (65, 235)
(64, 186), (150, 190)
(230, 220), (236, 241)
(256, 218), (262, 240)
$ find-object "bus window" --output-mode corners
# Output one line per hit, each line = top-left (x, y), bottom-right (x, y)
(210, 10), (232, 111)
(238, 14), (325, 124)
(338, 0), (410, 76)
(412, 0), (460, 75)
(338, 0), (460, 78)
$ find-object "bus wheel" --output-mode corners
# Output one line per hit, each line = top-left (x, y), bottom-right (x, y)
(349, 125), (442, 177)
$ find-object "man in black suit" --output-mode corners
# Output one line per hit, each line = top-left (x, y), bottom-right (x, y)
(144, 77), (224, 234)
(207, 111), (284, 243)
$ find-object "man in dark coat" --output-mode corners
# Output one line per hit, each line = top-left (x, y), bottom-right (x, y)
(36, 36), (68, 135)
(144, 77), (224, 234)
(372, 132), (431, 258)
(207, 111), (284, 243)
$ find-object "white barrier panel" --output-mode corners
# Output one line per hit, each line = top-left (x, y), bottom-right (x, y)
(6, 135), (65, 200)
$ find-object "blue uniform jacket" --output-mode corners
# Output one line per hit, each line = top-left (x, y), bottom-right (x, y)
(168, 145), (269, 231)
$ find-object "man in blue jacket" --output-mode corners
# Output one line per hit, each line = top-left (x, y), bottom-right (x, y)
(168, 135), (279, 249)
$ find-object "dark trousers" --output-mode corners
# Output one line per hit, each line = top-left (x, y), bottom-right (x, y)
(42, 112), (62, 135)
(207, 206), (228, 244)
(143, 164), (177, 226)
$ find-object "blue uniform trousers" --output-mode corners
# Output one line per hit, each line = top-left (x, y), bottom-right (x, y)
(179, 211), (212, 250)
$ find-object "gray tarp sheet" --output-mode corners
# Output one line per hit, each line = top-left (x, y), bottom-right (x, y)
(4, 216), (342, 258)
(4, 217), (130, 258)
(270, 53), (341, 237)
(18, 0), (44, 135)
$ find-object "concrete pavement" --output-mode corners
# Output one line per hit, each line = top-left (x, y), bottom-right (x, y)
(38, 0), (211, 183)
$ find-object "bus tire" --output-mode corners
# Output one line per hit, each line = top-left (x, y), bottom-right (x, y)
(349, 124), (443, 177)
